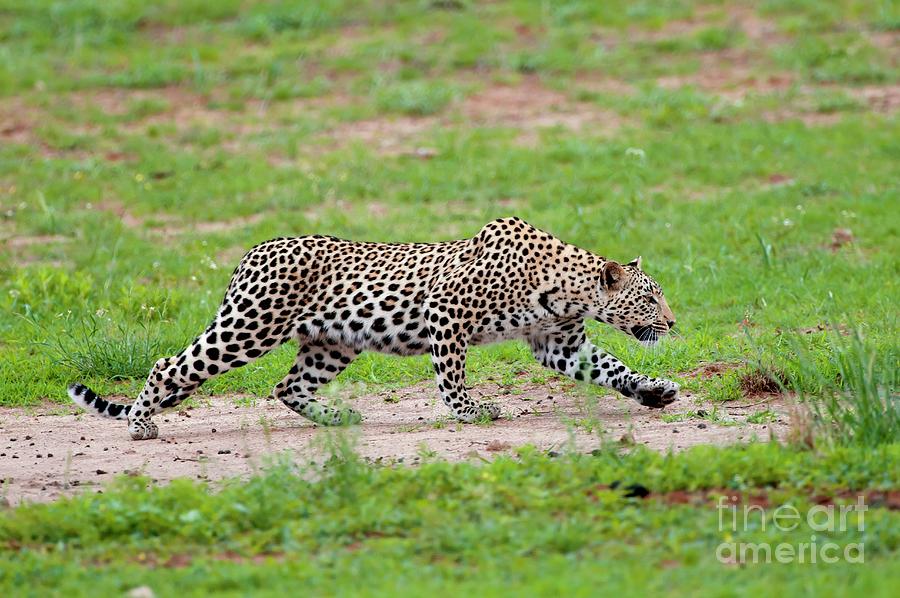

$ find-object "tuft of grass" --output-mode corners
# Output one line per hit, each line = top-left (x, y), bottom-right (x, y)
(811, 89), (864, 114)
(692, 26), (740, 51)
(746, 409), (778, 424)
(373, 80), (459, 116)
(787, 328), (899, 447)
(42, 315), (177, 381)
(739, 368), (785, 397)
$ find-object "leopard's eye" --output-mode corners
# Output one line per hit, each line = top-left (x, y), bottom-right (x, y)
(646, 295), (658, 305)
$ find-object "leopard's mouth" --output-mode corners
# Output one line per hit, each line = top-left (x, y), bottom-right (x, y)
(631, 325), (660, 346)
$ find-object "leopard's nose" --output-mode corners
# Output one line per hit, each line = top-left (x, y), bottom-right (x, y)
(667, 320), (676, 330)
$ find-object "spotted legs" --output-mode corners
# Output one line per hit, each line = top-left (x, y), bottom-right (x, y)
(427, 316), (500, 423)
(127, 319), (287, 440)
(127, 352), (231, 441)
(529, 323), (678, 408)
(271, 340), (361, 425)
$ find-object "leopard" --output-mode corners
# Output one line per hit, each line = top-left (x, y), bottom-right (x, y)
(68, 217), (679, 440)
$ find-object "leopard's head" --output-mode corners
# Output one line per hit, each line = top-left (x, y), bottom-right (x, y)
(593, 257), (676, 346)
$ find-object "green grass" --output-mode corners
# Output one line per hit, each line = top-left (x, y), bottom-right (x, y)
(373, 79), (461, 116)
(0, 1), (898, 592)
(787, 329), (900, 447)
(2, 442), (900, 595)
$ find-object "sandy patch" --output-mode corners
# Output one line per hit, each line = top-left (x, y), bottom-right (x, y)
(324, 115), (438, 154)
(64, 86), (346, 154)
(69, 87), (232, 129)
(0, 97), (42, 147)
(846, 84), (900, 114)
(627, 4), (787, 46)
(0, 380), (788, 504)
(87, 200), (266, 238)
(760, 108), (846, 126)
(153, 213), (267, 238)
(324, 77), (624, 153)
(0, 97), (98, 158)
(1, 233), (69, 249)
(683, 361), (743, 379)
(1, 233), (72, 268)
(460, 79), (623, 146)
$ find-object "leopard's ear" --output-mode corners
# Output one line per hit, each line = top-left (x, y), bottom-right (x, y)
(600, 261), (626, 292)
(626, 256), (642, 270)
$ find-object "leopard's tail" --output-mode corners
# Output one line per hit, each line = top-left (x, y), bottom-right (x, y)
(67, 383), (131, 420)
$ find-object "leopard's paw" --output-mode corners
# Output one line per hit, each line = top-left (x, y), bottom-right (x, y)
(480, 402), (501, 421)
(635, 378), (679, 409)
(335, 408), (362, 426)
(128, 419), (159, 440)
(456, 402), (502, 423)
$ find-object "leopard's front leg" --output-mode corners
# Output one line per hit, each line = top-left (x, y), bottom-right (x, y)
(529, 323), (678, 408)
(426, 307), (500, 423)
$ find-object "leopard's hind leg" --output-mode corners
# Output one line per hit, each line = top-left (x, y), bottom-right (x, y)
(272, 339), (361, 425)
(127, 311), (293, 439)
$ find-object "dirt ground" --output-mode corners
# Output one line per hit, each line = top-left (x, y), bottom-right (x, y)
(0, 380), (787, 504)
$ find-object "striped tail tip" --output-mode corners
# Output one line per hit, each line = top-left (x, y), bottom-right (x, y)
(68, 383), (130, 420)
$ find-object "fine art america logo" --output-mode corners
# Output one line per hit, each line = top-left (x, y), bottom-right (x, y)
(716, 495), (867, 564)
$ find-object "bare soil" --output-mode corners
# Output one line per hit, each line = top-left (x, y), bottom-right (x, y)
(322, 77), (624, 153)
(0, 381), (788, 504)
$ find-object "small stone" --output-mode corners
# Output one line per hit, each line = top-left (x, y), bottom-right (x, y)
(96, 469), (107, 475)
(217, 449), (231, 455)
(127, 586), (155, 598)
(698, 423), (707, 429)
